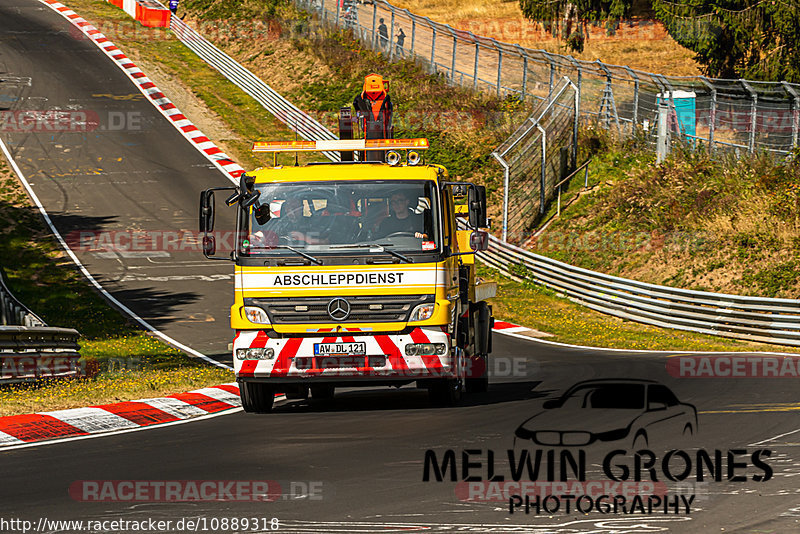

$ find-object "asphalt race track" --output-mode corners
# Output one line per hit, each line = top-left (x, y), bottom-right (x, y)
(0, 0), (237, 359)
(1, 0), (800, 532)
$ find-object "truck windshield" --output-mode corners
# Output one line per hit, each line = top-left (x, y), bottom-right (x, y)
(240, 180), (440, 256)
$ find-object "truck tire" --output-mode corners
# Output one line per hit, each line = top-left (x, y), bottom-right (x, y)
(240, 382), (275, 413)
(311, 385), (335, 400)
(285, 385), (309, 400)
(428, 378), (462, 406)
(465, 355), (489, 393)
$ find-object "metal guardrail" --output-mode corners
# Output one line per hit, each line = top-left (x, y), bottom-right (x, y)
(167, 14), (341, 161)
(478, 234), (800, 347)
(0, 326), (82, 383)
(0, 268), (44, 327)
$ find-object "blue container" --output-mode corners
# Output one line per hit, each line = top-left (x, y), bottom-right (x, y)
(658, 90), (696, 139)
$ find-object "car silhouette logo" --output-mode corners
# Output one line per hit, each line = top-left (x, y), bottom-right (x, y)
(327, 298), (351, 321)
(514, 379), (698, 449)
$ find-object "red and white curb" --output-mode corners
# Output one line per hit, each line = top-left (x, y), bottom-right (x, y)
(492, 320), (529, 335)
(0, 384), (243, 448)
(39, 0), (244, 184)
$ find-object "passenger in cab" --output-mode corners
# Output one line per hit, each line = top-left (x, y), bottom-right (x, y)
(377, 190), (427, 239)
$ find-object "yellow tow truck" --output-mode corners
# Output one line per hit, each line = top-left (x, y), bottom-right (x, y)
(199, 110), (495, 413)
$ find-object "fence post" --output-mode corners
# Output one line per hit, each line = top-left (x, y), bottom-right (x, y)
(371, 3), (377, 48)
(536, 122), (547, 214)
(542, 51), (555, 93)
(571, 77), (579, 169)
(783, 82), (799, 150)
(700, 77), (716, 150)
(426, 18), (437, 74)
(492, 153), (511, 242)
(471, 33), (479, 91)
(448, 27), (457, 83)
(389, 6), (395, 60)
(624, 66), (639, 133)
(568, 56), (582, 120)
(407, 10), (415, 57)
(741, 79), (757, 153)
(596, 62), (620, 132)
(490, 38), (502, 97)
(515, 44), (528, 100)
(335, 0), (340, 26)
(654, 76), (674, 161)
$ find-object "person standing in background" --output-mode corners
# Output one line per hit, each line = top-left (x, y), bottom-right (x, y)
(377, 18), (389, 51)
(395, 26), (406, 57)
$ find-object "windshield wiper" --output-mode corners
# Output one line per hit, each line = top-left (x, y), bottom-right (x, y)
(328, 243), (412, 263)
(260, 245), (322, 265)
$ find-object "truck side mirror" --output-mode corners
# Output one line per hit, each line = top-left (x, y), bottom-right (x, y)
(470, 230), (489, 251)
(202, 235), (216, 256)
(240, 189), (260, 208)
(199, 190), (215, 233)
(254, 203), (271, 225)
(468, 185), (487, 228)
(451, 184), (468, 198)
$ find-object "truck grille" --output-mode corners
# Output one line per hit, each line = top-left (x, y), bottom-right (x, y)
(244, 295), (433, 324)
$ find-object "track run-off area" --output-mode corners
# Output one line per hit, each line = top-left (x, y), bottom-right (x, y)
(0, 0), (799, 532)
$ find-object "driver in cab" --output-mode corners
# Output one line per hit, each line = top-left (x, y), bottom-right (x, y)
(377, 190), (426, 239)
(248, 196), (326, 249)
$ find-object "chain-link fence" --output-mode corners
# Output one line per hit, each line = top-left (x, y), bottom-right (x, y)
(493, 77), (578, 244)
(296, 0), (800, 156)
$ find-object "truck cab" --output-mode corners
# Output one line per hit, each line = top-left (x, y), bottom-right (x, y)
(200, 139), (495, 412)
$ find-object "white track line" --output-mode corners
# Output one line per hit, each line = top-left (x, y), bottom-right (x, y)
(749, 428), (800, 447)
(0, 138), (230, 370)
(493, 326), (800, 356)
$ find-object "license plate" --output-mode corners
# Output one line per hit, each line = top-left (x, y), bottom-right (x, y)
(313, 342), (366, 356)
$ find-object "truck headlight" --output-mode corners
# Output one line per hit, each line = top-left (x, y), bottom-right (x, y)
(235, 347), (275, 360)
(405, 343), (447, 356)
(409, 303), (435, 322)
(244, 306), (270, 324)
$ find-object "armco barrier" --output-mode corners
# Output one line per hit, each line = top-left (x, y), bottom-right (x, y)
(479, 234), (800, 347)
(0, 326), (82, 383)
(0, 268), (44, 328)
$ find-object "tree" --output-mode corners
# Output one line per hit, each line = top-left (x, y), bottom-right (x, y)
(651, 0), (800, 82)
(519, 0), (800, 82)
(518, 0), (633, 53)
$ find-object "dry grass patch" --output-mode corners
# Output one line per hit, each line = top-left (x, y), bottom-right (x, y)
(390, 0), (700, 75)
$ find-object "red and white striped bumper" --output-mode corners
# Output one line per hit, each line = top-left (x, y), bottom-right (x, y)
(233, 328), (454, 380)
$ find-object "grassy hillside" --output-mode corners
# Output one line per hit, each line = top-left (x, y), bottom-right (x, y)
(541, 131), (800, 298)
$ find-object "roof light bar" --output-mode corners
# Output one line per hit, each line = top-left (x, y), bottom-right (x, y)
(252, 138), (429, 153)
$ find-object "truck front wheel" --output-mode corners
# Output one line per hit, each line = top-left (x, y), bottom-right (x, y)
(428, 378), (462, 406)
(240, 382), (275, 413)
(311, 385), (335, 400)
(465, 354), (489, 393)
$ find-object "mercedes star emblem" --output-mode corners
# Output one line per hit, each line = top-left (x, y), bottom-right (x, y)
(327, 298), (351, 321)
